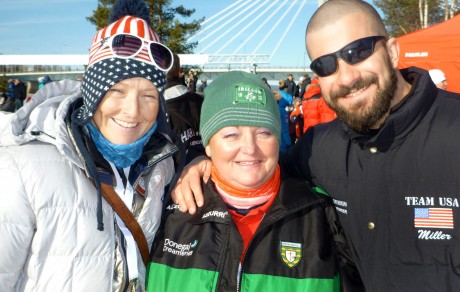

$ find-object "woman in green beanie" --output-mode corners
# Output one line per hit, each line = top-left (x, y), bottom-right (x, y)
(147, 71), (363, 292)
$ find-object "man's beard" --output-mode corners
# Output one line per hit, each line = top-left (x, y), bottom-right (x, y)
(325, 59), (399, 133)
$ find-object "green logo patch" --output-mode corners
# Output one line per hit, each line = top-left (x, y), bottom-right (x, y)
(280, 241), (302, 268)
(234, 84), (266, 105)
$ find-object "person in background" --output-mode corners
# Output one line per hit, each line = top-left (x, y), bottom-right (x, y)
(1, 80), (16, 112)
(295, 76), (304, 98)
(261, 77), (271, 89)
(428, 69), (448, 90)
(0, 92), (15, 113)
(164, 53), (205, 166)
(298, 73), (311, 101)
(285, 73), (297, 97)
(13, 78), (26, 111)
(38, 75), (53, 89)
(278, 79), (287, 91)
(197, 77), (207, 94)
(301, 77), (336, 133)
(0, 92), (6, 105)
(147, 70), (364, 292)
(187, 69), (198, 93)
(0, 0), (178, 291)
(6, 79), (14, 101)
(170, 0), (460, 290)
(178, 68), (187, 86)
(275, 80), (293, 152)
(285, 98), (297, 145)
(289, 97), (303, 142)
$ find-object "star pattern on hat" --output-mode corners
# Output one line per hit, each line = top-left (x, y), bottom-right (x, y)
(76, 58), (167, 124)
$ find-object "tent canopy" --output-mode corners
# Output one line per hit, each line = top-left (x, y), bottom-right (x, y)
(397, 14), (460, 93)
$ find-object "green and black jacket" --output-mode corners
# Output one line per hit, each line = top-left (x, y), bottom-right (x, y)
(147, 172), (363, 292)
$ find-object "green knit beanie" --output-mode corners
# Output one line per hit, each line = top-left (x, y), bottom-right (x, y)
(200, 71), (281, 147)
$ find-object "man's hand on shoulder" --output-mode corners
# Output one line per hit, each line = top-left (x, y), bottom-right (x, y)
(172, 155), (211, 214)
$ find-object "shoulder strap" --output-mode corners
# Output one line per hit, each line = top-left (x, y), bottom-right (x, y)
(100, 183), (149, 266)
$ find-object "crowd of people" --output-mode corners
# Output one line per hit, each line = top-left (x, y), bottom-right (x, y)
(274, 72), (338, 145)
(0, 76), (54, 112)
(0, 79), (27, 112)
(1, 0), (459, 291)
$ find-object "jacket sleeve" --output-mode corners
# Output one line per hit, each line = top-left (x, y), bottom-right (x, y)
(0, 151), (36, 290)
(277, 91), (293, 107)
(279, 129), (314, 182)
(302, 100), (321, 133)
(289, 107), (302, 123)
(324, 198), (365, 292)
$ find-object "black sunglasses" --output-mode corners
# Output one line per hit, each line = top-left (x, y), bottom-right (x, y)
(310, 36), (386, 77)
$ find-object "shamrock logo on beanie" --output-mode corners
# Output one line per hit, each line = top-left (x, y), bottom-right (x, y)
(200, 71), (281, 147)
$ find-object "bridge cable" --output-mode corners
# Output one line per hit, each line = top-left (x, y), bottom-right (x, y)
(250, 0), (298, 54)
(187, 0), (246, 42)
(232, 0), (285, 55)
(197, 0), (263, 50)
(268, 0), (308, 63)
(214, 0), (280, 55)
(192, 0), (249, 45)
(200, 0), (266, 54)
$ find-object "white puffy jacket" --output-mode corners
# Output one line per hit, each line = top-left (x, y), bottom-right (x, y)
(0, 80), (174, 291)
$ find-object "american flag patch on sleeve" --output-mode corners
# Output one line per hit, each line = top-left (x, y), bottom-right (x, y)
(414, 208), (454, 229)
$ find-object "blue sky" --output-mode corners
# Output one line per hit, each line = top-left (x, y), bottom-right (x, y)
(0, 0), (377, 68)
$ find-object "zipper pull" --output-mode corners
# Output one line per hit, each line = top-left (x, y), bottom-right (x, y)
(30, 130), (56, 140)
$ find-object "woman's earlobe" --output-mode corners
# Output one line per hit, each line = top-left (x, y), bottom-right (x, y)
(205, 145), (212, 158)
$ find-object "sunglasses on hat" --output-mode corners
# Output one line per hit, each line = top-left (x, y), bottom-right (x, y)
(97, 33), (174, 71)
(310, 36), (386, 77)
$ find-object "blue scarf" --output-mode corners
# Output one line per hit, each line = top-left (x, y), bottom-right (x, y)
(87, 122), (157, 168)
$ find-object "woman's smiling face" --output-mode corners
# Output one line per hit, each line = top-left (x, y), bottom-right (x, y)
(205, 126), (279, 190)
(92, 77), (159, 144)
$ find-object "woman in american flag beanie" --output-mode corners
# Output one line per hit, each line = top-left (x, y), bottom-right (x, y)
(69, 0), (181, 289)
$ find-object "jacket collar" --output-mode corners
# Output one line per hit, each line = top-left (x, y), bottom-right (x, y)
(66, 98), (178, 186)
(259, 174), (326, 229)
(189, 172), (326, 225)
(189, 182), (231, 225)
(89, 132), (177, 186)
(342, 67), (438, 152)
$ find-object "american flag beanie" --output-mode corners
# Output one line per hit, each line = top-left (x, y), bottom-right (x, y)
(75, 15), (169, 127)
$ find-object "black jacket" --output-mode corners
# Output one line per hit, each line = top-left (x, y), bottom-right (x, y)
(285, 79), (297, 97)
(282, 67), (460, 291)
(14, 82), (27, 101)
(166, 90), (204, 165)
(148, 172), (363, 291)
